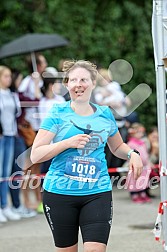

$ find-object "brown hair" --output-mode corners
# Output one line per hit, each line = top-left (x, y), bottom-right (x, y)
(62, 60), (97, 84)
(26, 53), (44, 73)
(147, 126), (158, 135)
(98, 68), (112, 82)
(128, 123), (145, 135)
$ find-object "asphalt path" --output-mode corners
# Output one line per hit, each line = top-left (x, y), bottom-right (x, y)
(0, 186), (163, 252)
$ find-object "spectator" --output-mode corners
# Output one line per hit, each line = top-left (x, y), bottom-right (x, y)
(94, 68), (130, 176)
(146, 126), (159, 165)
(9, 69), (37, 217)
(40, 67), (65, 121)
(125, 111), (139, 130)
(125, 123), (152, 203)
(18, 53), (47, 131)
(58, 58), (71, 101)
(18, 53), (47, 211)
(0, 66), (21, 222)
(145, 126), (159, 197)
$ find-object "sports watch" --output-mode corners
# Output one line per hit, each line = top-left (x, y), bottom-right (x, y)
(127, 149), (140, 159)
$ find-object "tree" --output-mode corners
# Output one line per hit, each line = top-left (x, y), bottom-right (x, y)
(0, 0), (156, 127)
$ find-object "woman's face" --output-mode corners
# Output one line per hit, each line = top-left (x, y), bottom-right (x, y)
(0, 69), (12, 89)
(148, 130), (158, 142)
(133, 127), (145, 139)
(38, 55), (48, 73)
(67, 67), (95, 102)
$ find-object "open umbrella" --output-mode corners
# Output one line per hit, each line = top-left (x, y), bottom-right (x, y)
(0, 33), (69, 71)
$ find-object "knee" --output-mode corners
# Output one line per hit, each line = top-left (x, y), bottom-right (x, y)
(84, 242), (106, 252)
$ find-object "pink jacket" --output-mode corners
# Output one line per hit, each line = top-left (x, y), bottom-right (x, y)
(125, 137), (151, 192)
(127, 137), (150, 167)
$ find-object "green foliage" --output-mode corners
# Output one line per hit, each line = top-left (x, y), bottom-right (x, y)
(0, 0), (157, 127)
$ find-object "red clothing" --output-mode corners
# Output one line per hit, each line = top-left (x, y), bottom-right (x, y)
(17, 92), (39, 125)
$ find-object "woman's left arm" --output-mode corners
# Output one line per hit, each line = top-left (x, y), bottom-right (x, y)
(107, 132), (143, 179)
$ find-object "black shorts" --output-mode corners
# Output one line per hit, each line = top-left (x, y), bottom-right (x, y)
(43, 190), (113, 248)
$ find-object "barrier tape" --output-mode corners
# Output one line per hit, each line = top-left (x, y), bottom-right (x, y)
(163, 241), (167, 251)
(0, 164), (160, 183)
(0, 173), (46, 183)
(108, 164), (159, 174)
(108, 167), (129, 173)
(153, 201), (167, 243)
(159, 161), (167, 176)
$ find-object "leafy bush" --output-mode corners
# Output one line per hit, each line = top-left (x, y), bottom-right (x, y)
(0, 0), (157, 127)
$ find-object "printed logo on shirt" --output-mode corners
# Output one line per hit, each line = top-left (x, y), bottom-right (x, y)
(70, 120), (109, 155)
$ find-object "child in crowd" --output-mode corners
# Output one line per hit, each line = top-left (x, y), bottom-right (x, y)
(147, 127), (159, 165)
(145, 126), (159, 197)
(39, 67), (65, 121)
(126, 123), (152, 203)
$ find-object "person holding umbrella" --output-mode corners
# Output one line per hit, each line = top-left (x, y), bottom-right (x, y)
(31, 59), (143, 252)
(18, 53), (47, 210)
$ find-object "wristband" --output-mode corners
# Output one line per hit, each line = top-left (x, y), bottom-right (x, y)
(127, 149), (140, 159)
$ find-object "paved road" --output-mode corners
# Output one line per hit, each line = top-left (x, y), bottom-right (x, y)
(0, 186), (163, 252)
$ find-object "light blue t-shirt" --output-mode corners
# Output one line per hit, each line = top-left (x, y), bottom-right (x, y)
(40, 101), (118, 196)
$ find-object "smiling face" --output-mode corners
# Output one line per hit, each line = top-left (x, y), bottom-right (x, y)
(132, 126), (145, 139)
(66, 67), (95, 102)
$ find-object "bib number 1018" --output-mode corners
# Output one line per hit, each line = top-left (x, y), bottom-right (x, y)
(71, 163), (96, 175)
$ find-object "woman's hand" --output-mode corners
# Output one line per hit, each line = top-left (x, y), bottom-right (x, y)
(129, 152), (143, 180)
(107, 132), (143, 180)
(67, 134), (91, 149)
(32, 72), (42, 99)
(31, 130), (91, 164)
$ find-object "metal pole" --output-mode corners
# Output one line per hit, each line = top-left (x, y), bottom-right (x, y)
(153, 1), (167, 250)
(30, 52), (37, 72)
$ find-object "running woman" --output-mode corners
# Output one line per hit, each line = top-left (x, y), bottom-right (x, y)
(31, 60), (143, 252)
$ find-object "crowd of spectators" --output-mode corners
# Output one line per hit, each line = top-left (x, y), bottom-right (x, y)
(0, 55), (160, 223)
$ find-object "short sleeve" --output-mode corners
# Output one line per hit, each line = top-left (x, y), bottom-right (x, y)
(40, 104), (60, 134)
(106, 107), (118, 137)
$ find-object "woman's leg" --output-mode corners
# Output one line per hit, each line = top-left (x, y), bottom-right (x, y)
(83, 242), (106, 252)
(1, 136), (14, 208)
(80, 191), (113, 252)
(43, 191), (79, 251)
(10, 136), (26, 208)
(56, 244), (78, 252)
(0, 136), (5, 207)
(21, 163), (31, 208)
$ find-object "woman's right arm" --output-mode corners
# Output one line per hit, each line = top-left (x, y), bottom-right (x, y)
(30, 129), (91, 164)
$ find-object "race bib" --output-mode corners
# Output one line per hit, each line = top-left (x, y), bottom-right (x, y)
(64, 156), (101, 182)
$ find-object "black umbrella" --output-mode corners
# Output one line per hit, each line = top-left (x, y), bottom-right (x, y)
(0, 33), (69, 71)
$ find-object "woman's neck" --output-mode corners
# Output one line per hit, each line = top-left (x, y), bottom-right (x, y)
(0, 86), (8, 90)
(71, 101), (95, 116)
(45, 90), (54, 99)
